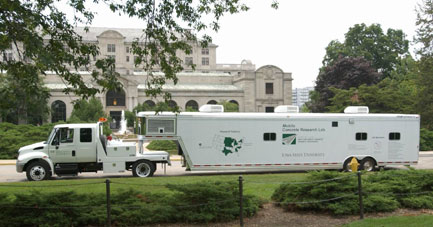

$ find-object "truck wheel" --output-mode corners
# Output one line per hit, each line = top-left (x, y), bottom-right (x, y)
(132, 160), (155, 177)
(26, 161), (51, 181)
(360, 158), (376, 171)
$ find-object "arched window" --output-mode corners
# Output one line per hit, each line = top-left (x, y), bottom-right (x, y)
(229, 100), (239, 105)
(185, 100), (199, 111)
(51, 100), (66, 123)
(106, 89), (125, 106)
(168, 100), (177, 109)
(144, 100), (156, 107)
(207, 100), (217, 104)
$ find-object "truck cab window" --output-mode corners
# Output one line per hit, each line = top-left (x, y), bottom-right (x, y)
(80, 128), (92, 142)
(60, 128), (74, 143)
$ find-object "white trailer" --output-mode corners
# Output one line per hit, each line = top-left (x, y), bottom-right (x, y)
(137, 105), (419, 172)
(16, 120), (170, 181)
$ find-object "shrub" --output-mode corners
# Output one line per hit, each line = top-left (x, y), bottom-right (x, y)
(147, 140), (178, 154)
(0, 123), (55, 159)
(0, 181), (262, 225)
(272, 170), (433, 215)
(420, 128), (433, 151)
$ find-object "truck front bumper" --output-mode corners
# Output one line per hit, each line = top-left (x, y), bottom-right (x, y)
(16, 161), (25, 173)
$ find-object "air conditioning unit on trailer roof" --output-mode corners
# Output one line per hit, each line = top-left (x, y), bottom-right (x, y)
(344, 106), (369, 114)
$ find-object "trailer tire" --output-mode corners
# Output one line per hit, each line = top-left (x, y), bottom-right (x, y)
(132, 160), (156, 177)
(26, 161), (51, 181)
(343, 157), (358, 172)
(360, 158), (376, 171)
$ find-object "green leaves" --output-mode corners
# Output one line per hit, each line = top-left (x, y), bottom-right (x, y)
(321, 23), (410, 79)
(1, 0), (249, 104)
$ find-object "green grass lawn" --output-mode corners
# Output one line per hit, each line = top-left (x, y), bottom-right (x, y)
(0, 172), (307, 200)
(345, 215), (433, 227)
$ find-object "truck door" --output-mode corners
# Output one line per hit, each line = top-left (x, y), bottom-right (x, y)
(49, 127), (77, 163)
(75, 128), (97, 162)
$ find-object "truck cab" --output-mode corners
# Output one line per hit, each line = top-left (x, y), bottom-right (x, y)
(16, 121), (170, 181)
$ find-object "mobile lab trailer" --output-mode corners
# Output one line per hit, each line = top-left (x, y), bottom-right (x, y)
(16, 121), (170, 181)
(137, 105), (420, 172)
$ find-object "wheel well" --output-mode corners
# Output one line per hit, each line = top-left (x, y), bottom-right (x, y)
(23, 159), (51, 173)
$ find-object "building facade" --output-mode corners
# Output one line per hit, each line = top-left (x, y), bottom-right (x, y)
(36, 27), (293, 124)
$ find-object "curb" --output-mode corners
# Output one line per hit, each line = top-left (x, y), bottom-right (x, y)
(0, 161), (16, 166)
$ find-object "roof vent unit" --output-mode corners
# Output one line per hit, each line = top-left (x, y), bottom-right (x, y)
(275, 105), (299, 113)
(199, 104), (224, 113)
(344, 106), (369, 114)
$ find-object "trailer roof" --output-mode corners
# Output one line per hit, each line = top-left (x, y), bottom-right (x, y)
(137, 111), (419, 120)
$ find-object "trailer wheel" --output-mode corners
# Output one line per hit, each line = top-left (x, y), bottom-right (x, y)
(360, 158), (376, 171)
(343, 157), (357, 172)
(132, 160), (156, 177)
(26, 161), (51, 181)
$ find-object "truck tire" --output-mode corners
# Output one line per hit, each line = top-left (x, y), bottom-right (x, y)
(360, 158), (376, 171)
(132, 160), (156, 177)
(26, 161), (51, 181)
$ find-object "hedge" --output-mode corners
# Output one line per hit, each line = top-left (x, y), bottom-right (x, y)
(272, 170), (433, 215)
(0, 181), (261, 226)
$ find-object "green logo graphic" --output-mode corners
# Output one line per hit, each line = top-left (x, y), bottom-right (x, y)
(222, 137), (243, 156)
(282, 134), (296, 145)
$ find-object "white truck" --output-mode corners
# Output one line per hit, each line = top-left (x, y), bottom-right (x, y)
(137, 105), (420, 172)
(16, 120), (170, 181)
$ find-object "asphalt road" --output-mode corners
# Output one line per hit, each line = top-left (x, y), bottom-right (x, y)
(1, 153), (432, 182)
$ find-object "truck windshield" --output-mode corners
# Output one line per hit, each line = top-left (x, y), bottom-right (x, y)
(44, 128), (58, 144)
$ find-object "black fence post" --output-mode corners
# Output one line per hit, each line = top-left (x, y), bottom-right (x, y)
(357, 171), (364, 219)
(106, 179), (111, 227)
(239, 175), (244, 227)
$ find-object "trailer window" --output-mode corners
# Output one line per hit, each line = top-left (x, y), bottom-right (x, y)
(389, 132), (401, 140)
(356, 132), (367, 141)
(332, 121), (338, 127)
(264, 133), (276, 141)
(80, 128), (92, 142)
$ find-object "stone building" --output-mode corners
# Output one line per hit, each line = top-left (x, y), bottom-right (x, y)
(26, 27), (293, 124)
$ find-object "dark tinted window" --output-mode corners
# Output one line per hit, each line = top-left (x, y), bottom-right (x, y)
(264, 133), (276, 141)
(332, 121), (338, 127)
(80, 128), (92, 143)
(389, 132), (401, 140)
(356, 132), (367, 141)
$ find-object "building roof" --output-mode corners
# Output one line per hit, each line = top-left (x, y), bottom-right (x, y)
(133, 71), (232, 77)
(73, 27), (217, 46)
(138, 84), (243, 92)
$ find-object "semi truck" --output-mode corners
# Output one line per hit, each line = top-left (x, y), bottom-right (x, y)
(16, 119), (170, 181)
(137, 105), (420, 173)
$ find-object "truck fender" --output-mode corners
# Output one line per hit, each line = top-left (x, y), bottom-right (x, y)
(20, 152), (54, 174)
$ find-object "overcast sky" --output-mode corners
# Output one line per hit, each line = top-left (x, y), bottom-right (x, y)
(66, 0), (421, 88)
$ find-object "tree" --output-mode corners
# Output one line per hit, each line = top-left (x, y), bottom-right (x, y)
(218, 100), (239, 112)
(69, 98), (106, 122)
(0, 0), (256, 105)
(326, 78), (418, 114)
(415, 0), (433, 57)
(415, 0), (433, 129)
(0, 71), (50, 124)
(308, 56), (381, 112)
(322, 23), (410, 78)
